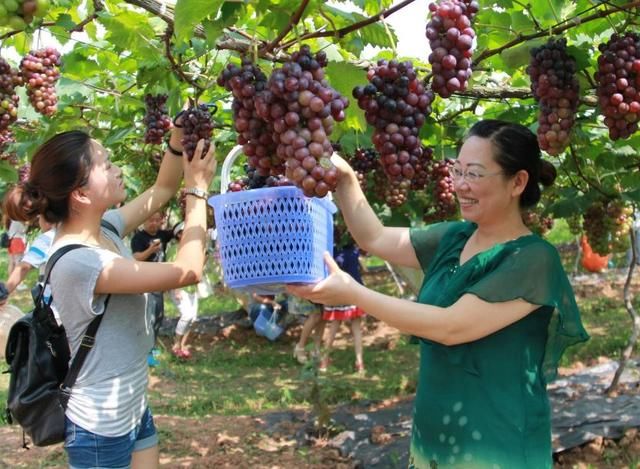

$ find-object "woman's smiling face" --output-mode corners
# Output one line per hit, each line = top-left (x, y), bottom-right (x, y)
(452, 136), (515, 224)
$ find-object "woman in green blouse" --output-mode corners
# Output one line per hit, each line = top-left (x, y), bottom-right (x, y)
(288, 119), (589, 468)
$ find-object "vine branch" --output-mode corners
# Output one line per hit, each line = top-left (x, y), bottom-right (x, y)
(264, 0), (311, 54)
(163, 26), (203, 91)
(278, 0), (416, 51)
(606, 226), (640, 395)
(475, 0), (640, 66)
(70, 0), (105, 33)
(569, 145), (614, 198)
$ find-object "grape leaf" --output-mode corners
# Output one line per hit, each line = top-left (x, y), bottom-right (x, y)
(174, 0), (224, 43)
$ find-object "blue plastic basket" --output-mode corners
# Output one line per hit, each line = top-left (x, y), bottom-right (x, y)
(208, 146), (337, 294)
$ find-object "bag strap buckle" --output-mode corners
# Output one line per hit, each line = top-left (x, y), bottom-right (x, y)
(80, 335), (95, 348)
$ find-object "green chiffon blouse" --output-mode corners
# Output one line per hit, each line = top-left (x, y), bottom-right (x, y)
(407, 221), (589, 469)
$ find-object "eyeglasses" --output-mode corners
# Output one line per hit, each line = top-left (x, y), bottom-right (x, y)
(449, 165), (503, 183)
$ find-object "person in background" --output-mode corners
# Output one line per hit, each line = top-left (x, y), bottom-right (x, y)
(6, 218), (27, 275)
(292, 300), (325, 364)
(0, 214), (55, 303)
(168, 222), (199, 359)
(250, 292), (282, 323)
(131, 210), (175, 364)
(288, 119), (589, 468)
(3, 116), (215, 469)
(318, 241), (366, 373)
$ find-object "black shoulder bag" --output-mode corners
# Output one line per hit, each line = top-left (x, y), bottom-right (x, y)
(4, 244), (111, 447)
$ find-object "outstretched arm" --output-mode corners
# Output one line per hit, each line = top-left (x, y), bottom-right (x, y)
(95, 140), (216, 294)
(5, 261), (33, 295)
(288, 253), (539, 345)
(332, 154), (419, 269)
(118, 116), (187, 236)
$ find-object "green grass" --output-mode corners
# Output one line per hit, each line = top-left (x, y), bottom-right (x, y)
(148, 334), (420, 418)
(561, 296), (637, 366)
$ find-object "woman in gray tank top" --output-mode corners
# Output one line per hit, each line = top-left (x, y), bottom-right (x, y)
(4, 117), (216, 469)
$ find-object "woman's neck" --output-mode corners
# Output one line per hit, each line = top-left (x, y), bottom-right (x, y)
(472, 211), (531, 247)
(56, 212), (104, 245)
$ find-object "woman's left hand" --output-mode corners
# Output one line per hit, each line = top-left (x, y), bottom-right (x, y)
(286, 252), (357, 306)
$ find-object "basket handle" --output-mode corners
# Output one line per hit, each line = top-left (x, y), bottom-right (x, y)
(220, 145), (245, 195)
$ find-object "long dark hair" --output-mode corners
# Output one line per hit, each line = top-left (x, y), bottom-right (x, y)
(467, 119), (556, 208)
(3, 131), (94, 223)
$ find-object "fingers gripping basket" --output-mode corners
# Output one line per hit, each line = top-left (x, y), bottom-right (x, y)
(208, 146), (337, 294)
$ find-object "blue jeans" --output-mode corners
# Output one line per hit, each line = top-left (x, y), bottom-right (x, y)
(64, 407), (158, 469)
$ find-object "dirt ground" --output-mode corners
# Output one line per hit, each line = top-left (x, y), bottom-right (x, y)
(1, 404), (639, 468)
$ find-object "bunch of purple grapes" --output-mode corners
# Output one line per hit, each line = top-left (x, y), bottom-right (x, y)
(18, 163), (30, 183)
(424, 159), (457, 223)
(217, 59), (282, 176)
(20, 47), (61, 116)
(0, 58), (22, 131)
(180, 104), (214, 161)
(253, 45), (348, 197)
(527, 38), (579, 155)
(352, 60), (434, 184)
(594, 32), (640, 140)
(143, 94), (172, 144)
(227, 164), (294, 192)
(522, 210), (554, 236)
(426, 0), (478, 98)
(348, 147), (379, 191)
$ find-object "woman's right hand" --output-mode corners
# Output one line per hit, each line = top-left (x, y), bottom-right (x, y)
(183, 139), (216, 191)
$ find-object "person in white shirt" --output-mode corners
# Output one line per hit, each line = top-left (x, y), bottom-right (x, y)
(1, 216), (55, 303)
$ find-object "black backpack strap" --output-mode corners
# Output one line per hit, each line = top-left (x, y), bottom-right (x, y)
(39, 244), (87, 302)
(42, 243), (112, 408)
(59, 294), (111, 407)
(100, 219), (119, 237)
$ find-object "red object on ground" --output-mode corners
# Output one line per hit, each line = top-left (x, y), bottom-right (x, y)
(581, 236), (610, 273)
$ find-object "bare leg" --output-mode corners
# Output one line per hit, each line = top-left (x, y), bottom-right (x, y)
(320, 320), (340, 370)
(297, 313), (322, 349)
(131, 445), (158, 469)
(350, 317), (364, 371)
(180, 329), (192, 350)
(311, 318), (326, 357)
(172, 334), (183, 352)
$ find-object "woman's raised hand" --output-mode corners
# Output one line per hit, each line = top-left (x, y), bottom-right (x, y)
(286, 252), (358, 306)
(184, 139), (216, 191)
(330, 152), (356, 185)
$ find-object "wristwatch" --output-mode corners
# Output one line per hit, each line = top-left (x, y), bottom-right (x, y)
(183, 187), (208, 200)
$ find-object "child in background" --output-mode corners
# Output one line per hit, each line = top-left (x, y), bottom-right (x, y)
(170, 288), (198, 359)
(292, 299), (325, 364)
(320, 241), (366, 373)
(169, 222), (199, 359)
